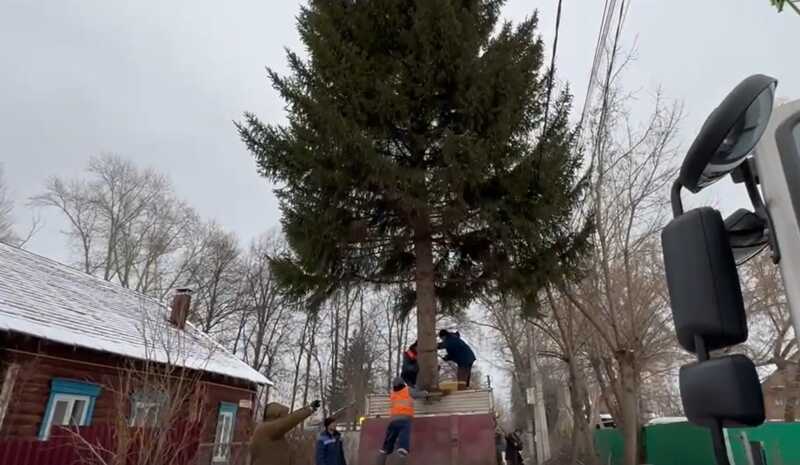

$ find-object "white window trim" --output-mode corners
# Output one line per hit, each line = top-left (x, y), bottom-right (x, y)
(42, 393), (91, 439)
(129, 400), (161, 427)
(212, 410), (235, 462)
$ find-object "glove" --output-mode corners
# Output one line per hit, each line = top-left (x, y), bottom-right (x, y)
(310, 400), (321, 411)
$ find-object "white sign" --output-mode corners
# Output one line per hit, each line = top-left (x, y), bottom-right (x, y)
(526, 387), (536, 405)
(239, 399), (253, 409)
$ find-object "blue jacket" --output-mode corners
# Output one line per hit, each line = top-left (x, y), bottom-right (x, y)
(438, 332), (476, 367)
(315, 430), (347, 465)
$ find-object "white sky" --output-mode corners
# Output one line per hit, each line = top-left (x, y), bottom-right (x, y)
(1, 0), (799, 400)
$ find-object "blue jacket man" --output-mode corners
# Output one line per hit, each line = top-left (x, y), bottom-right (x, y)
(438, 329), (476, 389)
(316, 418), (347, 465)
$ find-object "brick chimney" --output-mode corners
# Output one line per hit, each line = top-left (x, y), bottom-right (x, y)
(169, 288), (193, 329)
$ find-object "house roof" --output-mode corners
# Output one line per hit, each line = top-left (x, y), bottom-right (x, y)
(0, 242), (271, 386)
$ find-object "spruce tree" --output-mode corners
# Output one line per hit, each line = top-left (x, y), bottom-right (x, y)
(239, 0), (590, 390)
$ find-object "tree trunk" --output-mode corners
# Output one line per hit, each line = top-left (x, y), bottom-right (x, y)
(567, 357), (597, 465)
(414, 232), (438, 391)
(302, 316), (317, 406)
(290, 317), (310, 411)
(617, 352), (641, 465)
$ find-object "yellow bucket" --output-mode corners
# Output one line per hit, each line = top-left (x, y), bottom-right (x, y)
(439, 380), (466, 392)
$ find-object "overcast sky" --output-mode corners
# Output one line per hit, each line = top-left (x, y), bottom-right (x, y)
(1, 0), (798, 405)
(2, 0), (798, 261)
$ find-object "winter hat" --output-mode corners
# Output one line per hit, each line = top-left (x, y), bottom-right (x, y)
(392, 376), (406, 388)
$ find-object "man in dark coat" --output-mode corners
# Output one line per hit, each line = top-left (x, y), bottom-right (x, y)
(400, 342), (419, 387)
(505, 429), (525, 465)
(316, 417), (347, 465)
(437, 329), (476, 389)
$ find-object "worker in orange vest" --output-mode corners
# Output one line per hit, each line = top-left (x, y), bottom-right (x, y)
(376, 376), (428, 464)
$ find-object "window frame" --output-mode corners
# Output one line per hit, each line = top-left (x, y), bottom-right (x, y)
(129, 400), (161, 428)
(212, 402), (238, 463)
(128, 389), (168, 428)
(39, 378), (101, 440)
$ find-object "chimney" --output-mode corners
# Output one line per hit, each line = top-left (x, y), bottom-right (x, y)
(169, 288), (193, 329)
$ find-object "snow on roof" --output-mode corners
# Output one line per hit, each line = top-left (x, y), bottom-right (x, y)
(0, 242), (271, 386)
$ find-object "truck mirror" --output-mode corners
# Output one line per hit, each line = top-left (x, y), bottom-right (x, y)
(679, 74), (777, 193)
(680, 355), (765, 427)
(662, 207), (747, 353)
(724, 208), (769, 265)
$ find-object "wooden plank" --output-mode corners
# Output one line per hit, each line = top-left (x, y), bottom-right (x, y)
(365, 389), (493, 418)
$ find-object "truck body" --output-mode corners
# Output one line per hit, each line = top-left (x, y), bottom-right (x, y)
(357, 389), (499, 465)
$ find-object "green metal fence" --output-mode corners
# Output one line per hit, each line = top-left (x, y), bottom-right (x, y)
(595, 422), (800, 465)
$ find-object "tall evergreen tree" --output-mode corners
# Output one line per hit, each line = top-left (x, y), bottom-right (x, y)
(239, 0), (590, 390)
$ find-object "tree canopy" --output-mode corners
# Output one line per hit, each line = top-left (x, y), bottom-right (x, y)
(239, 0), (591, 389)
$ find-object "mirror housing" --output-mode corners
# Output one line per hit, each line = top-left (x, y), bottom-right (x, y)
(724, 208), (769, 265)
(680, 355), (765, 428)
(680, 74), (777, 193)
(662, 207), (747, 352)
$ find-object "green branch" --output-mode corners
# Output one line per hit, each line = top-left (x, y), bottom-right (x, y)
(771, 0), (800, 14)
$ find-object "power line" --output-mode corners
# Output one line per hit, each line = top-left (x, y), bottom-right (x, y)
(577, 0), (616, 135)
(540, 0), (565, 140)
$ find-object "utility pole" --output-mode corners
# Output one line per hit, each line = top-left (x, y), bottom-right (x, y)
(527, 325), (551, 464)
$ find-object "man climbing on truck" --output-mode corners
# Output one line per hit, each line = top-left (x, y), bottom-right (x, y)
(400, 341), (418, 387)
(376, 376), (429, 465)
(438, 329), (477, 389)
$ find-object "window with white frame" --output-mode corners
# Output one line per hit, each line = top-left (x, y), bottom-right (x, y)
(213, 402), (238, 462)
(130, 400), (161, 427)
(129, 390), (167, 427)
(39, 378), (101, 440)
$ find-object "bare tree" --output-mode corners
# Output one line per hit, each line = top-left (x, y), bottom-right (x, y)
(189, 223), (242, 335)
(742, 253), (798, 420)
(235, 233), (297, 386)
(0, 165), (18, 245)
(0, 165), (38, 247)
(33, 154), (202, 297)
(558, 55), (684, 465)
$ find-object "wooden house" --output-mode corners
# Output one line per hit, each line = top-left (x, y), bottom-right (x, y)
(0, 242), (271, 464)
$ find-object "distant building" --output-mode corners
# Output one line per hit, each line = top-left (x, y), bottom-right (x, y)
(761, 365), (798, 421)
(0, 243), (270, 463)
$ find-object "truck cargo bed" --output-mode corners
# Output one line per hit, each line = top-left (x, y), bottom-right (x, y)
(357, 414), (498, 465)
(359, 390), (498, 465)
(364, 389), (494, 418)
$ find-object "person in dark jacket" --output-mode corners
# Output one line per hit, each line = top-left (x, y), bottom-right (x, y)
(437, 329), (476, 389)
(400, 342), (419, 387)
(505, 430), (525, 465)
(316, 417), (347, 465)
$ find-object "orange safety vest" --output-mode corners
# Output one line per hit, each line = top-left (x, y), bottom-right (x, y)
(390, 386), (415, 417)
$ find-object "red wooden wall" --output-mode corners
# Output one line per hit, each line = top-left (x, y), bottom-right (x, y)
(357, 414), (499, 465)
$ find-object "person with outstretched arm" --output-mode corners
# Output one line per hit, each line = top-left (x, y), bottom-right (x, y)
(250, 399), (321, 465)
(316, 417), (347, 465)
(437, 329), (477, 389)
(376, 376), (429, 465)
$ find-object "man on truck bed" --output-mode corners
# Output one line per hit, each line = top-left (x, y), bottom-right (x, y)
(438, 329), (477, 389)
(400, 341), (419, 387)
(376, 376), (429, 464)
